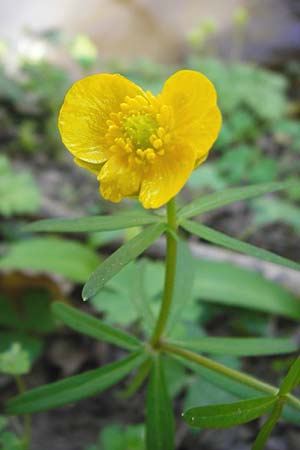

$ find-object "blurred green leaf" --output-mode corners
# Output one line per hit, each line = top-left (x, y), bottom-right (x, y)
(183, 396), (277, 428)
(0, 343), (30, 375)
(0, 237), (100, 283)
(252, 401), (283, 450)
(167, 337), (297, 357)
(25, 213), (162, 233)
(178, 180), (295, 220)
(82, 223), (165, 300)
(7, 350), (146, 414)
(182, 220), (300, 272)
(279, 357), (300, 395)
(192, 260), (300, 319)
(174, 356), (300, 424)
(91, 424), (145, 450)
(52, 302), (141, 350)
(251, 197), (300, 233)
(146, 355), (175, 450)
(0, 332), (42, 364)
(0, 155), (40, 217)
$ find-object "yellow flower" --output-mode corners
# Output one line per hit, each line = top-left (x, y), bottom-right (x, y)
(58, 70), (222, 209)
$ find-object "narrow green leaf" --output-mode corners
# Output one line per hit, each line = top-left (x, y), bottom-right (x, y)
(146, 355), (175, 450)
(82, 223), (165, 301)
(25, 213), (162, 233)
(7, 350), (146, 414)
(178, 180), (295, 220)
(167, 337), (297, 357)
(280, 356), (300, 395)
(252, 401), (284, 450)
(166, 240), (196, 335)
(172, 355), (300, 424)
(52, 302), (141, 351)
(182, 220), (300, 272)
(192, 260), (300, 320)
(183, 396), (277, 428)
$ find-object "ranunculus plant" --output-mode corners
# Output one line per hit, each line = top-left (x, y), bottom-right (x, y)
(7, 70), (300, 450)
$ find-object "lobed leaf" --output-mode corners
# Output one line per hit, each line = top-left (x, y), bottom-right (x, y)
(7, 350), (146, 414)
(178, 180), (295, 220)
(182, 220), (300, 272)
(146, 355), (175, 450)
(167, 337), (298, 357)
(25, 213), (163, 233)
(183, 396), (277, 428)
(52, 302), (141, 351)
(82, 223), (165, 301)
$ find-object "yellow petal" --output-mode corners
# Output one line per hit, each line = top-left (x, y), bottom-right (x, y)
(59, 74), (143, 163)
(139, 144), (196, 209)
(74, 157), (103, 175)
(161, 70), (222, 161)
(98, 156), (142, 203)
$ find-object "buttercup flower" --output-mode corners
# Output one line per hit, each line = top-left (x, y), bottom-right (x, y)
(58, 70), (222, 209)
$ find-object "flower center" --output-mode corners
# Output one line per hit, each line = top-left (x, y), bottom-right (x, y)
(123, 114), (157, 149)
(105, 92), (174, 165)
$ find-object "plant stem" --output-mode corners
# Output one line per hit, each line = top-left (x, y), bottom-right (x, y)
(161, 343), (300, 411)
(150, 198), (178, 347)
(15, 375), (32, 450)
(121, 358), (153, 399)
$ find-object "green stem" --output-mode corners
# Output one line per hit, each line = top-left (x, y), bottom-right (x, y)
(15, 376), (32, 450)
(150, 198), (178, 347)
(161, 343), (300, 411)
(121, 358), (152, 399)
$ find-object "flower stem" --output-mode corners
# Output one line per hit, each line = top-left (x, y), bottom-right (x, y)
(150, 198), (178, 348)
(15, 375), (32, 450)
(161, 343), (300, 411)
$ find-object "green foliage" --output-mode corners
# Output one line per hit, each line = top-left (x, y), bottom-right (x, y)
(7, 350), (146, 414)
(0, 237), (100, 283)
(0, 155), (40, 217)
(146, 355), (175, 450)
(167, 337), (297, 357)
(178, 180), (294, 220)
(82, 223), (165, 300)
(181, 220), (300, 272)
(183, 396), (277, 428)
(251, 197), (300, 234)
(188, 58), (288, 121)
(0, 343), (30, 376)
(0, 416), (25, 450)
(52, 302), (142, 351)
(86, 424), (145, 450)
(25, 212), (162, 233)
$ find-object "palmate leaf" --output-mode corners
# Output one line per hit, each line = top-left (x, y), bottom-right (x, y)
(25, 213), (163, 233)
(146, 355), (175, 450)
(7, 350), (146, 414)
(82, 223), (165, 301)
(182, 220), (300, 272)
(178, 180), (296, 220)
(167, 337), (298, 357)
(183, 396), (277, 428)
(52, 302), (141, 351)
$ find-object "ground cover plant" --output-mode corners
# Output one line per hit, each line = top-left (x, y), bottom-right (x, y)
(2, 66), (300, 450)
